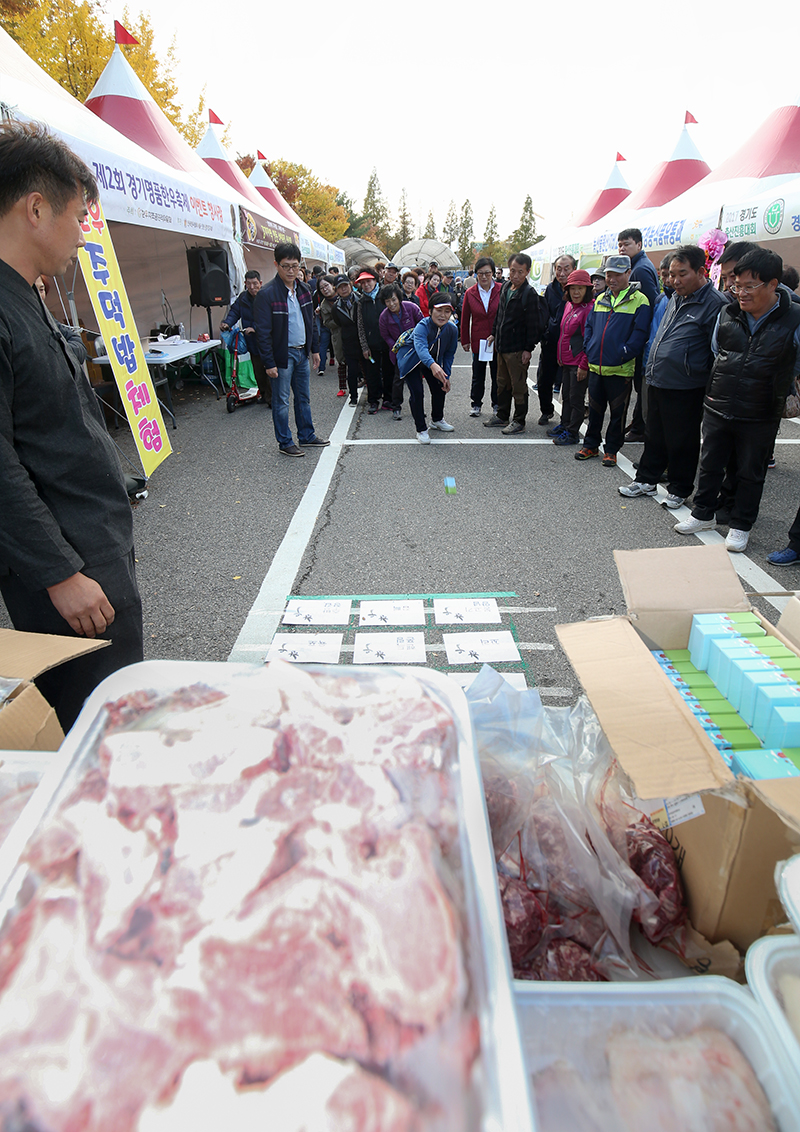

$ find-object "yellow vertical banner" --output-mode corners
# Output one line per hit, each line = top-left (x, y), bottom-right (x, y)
(77, 200), (172, 476)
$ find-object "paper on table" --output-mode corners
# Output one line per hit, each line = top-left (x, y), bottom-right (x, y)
(282, 599), (352, 626)
(352, 633), (427, 664)
(266, 634), (343, 663)
(443, 631), (520, 664)
(358, 600), (426, 626)
(478, 339), (494, 362)
(434, 598), (501, 625)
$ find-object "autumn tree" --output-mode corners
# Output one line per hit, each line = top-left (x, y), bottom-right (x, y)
(423, 210), (436, 240)
(482, 204), (503, 261)
(337, 191), (370, 239)
(457, 200), (475, 269)
(508, 195), (543, 251)
(443, 200), (458, 247)
(262, 158), (348, 243)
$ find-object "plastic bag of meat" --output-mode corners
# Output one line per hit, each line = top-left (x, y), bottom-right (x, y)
(497, 874), (547, 967)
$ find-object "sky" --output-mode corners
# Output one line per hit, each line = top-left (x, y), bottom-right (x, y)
(126, 0), (800, 247)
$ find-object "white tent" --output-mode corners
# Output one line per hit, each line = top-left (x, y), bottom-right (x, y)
(248, 161), (343, 268)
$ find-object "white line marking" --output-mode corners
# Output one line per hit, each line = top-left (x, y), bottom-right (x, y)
(344, 437), (561, 445)
(538, 687), (574, 697)
(227, 400), (357, 662)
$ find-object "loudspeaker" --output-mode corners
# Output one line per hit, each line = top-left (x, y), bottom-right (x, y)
(186, 246), (230, 307)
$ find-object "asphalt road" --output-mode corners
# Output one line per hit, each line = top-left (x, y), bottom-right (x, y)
(4, 344), (799, 702)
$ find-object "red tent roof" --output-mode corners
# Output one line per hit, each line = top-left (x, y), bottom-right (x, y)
(248, 160), (305, 228)
(705, 101), (800, 183)
(572, 158), (630, 227)
(624, 125), (710, 210)
(195, 124), (277, 214)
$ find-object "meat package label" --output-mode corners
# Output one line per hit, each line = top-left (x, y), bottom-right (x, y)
(358, 600), (427, 627)
(433, 599), (502, 625)
(443, 631), (521, 665)
(352, 633), (427, 664)
(266, 634), (344, 663)
(633, 793), (706, 831)
(282, 600), (352, 626)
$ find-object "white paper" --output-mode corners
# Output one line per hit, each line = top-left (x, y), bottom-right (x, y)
(449, 671), (528, 692)
(266, 634), (343, 664)
(633, 793), (706, 831)
(443, 631), (520, 665)
(282, 599), (352, 626)
(433, 598), (501, 625)
(358, 600), (426, 627)
(478, 339), (494, 362)
(352, 633), (427, 664)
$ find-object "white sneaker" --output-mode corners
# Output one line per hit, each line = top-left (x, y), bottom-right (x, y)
(469, 405), (481, 417)
(618, 482), (657, 498)
(726, 528), (750, 553)
(661, 494), (686, 510)
(416, 430), (430, 444)
(429, 419), (454, 432)
(674, 516), (716, 535)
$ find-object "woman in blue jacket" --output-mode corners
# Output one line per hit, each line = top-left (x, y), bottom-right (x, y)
(396, 292), (458, 444)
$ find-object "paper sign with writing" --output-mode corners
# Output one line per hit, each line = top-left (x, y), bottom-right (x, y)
(282, 599), (352, 626)
(77, 199), (170, 476)
(358, 600), (426, 627)
(352, 633), (427, 664)
(266, 634), (343, 664)
(433, 598), (501, 625)
(443, 631), (520, 664)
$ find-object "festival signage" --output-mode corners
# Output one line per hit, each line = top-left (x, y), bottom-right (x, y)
(78, 199), (171, 476)
(239, 205), (296, 250)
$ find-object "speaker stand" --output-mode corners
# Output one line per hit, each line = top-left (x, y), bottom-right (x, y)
(201, 306), (223, 399)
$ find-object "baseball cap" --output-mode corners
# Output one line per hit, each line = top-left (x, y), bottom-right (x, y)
(334, 274), (350, 288)
(355, 271), (377, 284)
(604, 255), (631, 274)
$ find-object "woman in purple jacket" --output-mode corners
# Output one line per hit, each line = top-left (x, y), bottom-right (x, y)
(379, 284), (423, 419)
(550, 269), (594, 446)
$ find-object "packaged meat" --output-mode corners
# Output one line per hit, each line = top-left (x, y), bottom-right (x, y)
(515, 978), (800, 1132)
(0, 661), (533, 1132)
(745, 935), (800, 1070)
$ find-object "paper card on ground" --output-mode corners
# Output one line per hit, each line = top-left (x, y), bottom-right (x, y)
(434, 598), (501, 625)
(352, 633), (427, 664)
(282, 599), (352, 626)
(358, 600), (426, 627)
(267, 634), (343, 664)
(478, 339), (494, 362)
(449, 671), (528, 692)
(443, 631), (520, 665)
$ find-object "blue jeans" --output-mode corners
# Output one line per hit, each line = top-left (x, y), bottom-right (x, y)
(272, 348), (315, 448)
(317, 319), (333, 368)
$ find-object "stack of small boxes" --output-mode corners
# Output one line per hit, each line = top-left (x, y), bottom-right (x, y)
(651, 611), (800, 779)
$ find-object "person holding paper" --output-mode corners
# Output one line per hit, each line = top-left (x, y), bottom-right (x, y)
(0, 121), (143, 730)
(460, 256), (502, 417)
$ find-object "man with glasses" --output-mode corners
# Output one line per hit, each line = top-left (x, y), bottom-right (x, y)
(674, 247), (800, 552)
(483, 253), (546, 434)
(538, 255), (576, 424)
(460, 256), (502, 416)
(220, 270), (271, 407)
(254, 242), (329, 456)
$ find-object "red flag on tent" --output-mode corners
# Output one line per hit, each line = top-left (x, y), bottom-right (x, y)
(208, 109), (223, 125)
(114, 20), (139, 44)
(616, 152), (626, 162)
(685, 110), (698, 125)
(257, 150), (267, 161)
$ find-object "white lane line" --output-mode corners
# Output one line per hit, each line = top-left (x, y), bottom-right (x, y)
(538, 687), (574, 697)
(227, 400), (357, 663)
(344, 437), (560, 445)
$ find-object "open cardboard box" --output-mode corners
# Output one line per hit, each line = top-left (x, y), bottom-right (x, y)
(0, 628), (107, 751)
(556, 544), (800, 956)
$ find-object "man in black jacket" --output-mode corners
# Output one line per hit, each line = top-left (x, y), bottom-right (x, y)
(619, 245), (725, 509)
(675, 247), (800, 552)
(220, 270), (271, 406)
(483, 253), (546, 435)
(537, 254), (575, 423)
(618, 228), (658, 442)
(0, 122), (143, 730)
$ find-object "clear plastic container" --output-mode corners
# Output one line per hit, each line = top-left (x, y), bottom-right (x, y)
(0, 660), (535, 1132)
(779, 854), (800, 935)
(746, 935), (800, 1069)
(515, 977), (800, 1131)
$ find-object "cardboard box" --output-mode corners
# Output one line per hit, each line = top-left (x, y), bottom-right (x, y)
(0, 628), (107, 751)
(556, 544), (800, 955)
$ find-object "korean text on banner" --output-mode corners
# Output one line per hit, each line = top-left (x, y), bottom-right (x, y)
(77, 200), (171, 476)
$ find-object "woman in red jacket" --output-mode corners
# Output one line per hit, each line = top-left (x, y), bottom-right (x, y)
(459, 256), (502, 416)
(415, 270), (442, 316)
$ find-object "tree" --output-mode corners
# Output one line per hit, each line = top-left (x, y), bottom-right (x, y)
(457, 199), (475, 269)
(391, 188), (412, 254)
(423, 210), (436, 240)
(482, 204), (502, 261)
(443, 200), (458, 247)
(336, 190), (370, 239)
(362, 168), (391, 248)
(262, 158), (348, 243)
(509, 194), (543, 251)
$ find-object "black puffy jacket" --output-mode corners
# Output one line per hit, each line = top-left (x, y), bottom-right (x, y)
(706, 288), (800, 422)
